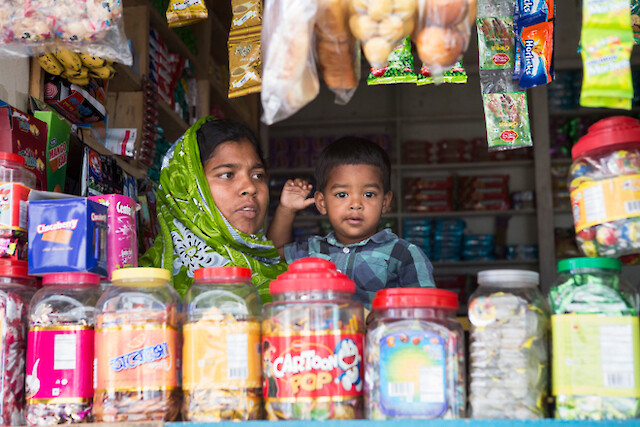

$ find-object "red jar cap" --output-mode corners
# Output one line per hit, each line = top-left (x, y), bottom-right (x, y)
(372, 288), (459, 310)
(42, 272), (100, 286)
(0, 152), (25, 166)
(572, 116), (640, 160)
(194, 266), (251, 281)
(0, 261), (29, 279)
(269, 257), (355, 294)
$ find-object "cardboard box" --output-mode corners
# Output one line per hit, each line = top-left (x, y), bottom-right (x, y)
(0, 105), (48, 190)
(33, 111), (70, 193)
(28, 198), (108, 276)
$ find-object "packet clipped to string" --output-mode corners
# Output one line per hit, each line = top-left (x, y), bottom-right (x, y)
(228, 0), (263, 98)
(166, 0), (209, 28)
(477, 17), (515, 70)
(513, 0), (554, 88)
(367, 37), (417, 85)
(580, 0), (633, 110)
(418, 60), (468, 85)
(633, 0), (640, 44)
(230, 0), (263, 35)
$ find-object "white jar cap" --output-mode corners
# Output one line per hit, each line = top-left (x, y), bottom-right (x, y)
(477, 269), (539, 288)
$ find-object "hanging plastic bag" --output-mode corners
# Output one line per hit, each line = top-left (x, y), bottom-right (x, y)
(315, 0), (360, 104)
(261, 0), (319, 124)
(348, 0), (417, 69)
(414, 0), (476, 82)
(0, 0), (132, 65)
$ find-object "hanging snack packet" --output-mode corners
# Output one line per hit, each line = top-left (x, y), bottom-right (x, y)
(367, 37), (416, 85)
(477, 17), (515, 70)
(348, 0), (417, 69)
(633, 0), (640, 44)
(166, 0), (209, 28)
(316, 0), (360, 104)
(261, 0), (319, 124)
(231, 0), (262, 35)
(518, 20), (553, 89)
(228, 32), (262, 98)
(517, 0), (553, 24)
(418, 59), (467, 85)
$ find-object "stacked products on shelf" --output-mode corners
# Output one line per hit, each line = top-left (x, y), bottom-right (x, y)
(458, 174), (510, 211)
(403, 176), (454, 213)
(403, 138), (533, 164)
(550, 163), (571, 210)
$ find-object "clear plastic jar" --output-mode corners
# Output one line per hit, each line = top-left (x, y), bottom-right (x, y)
(262, 258), (364, 420)
(550, 257), (639, 420)
(0, 262), (35, 425)
(468, 270), (549, 419)
(26, 272), (101, 425)
(364, 288), (465, 419)
(93, 267), (182, 422)
(569, 117), (640, 258)
(183, 266), (262, 421)
(0, 152), (35, 263)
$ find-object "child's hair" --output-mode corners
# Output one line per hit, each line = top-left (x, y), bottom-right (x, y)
(196, 119), (266, 166)
(315, 136), (391, 193)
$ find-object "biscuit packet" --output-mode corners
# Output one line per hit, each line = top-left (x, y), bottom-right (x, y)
(228, 31), (262, 98)
(166, 0), (209, 28)
(367, 37), (416, 85)
(231, 0), (263, 35)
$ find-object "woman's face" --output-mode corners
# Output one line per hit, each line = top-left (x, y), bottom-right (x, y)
(203, 139), (268, 235)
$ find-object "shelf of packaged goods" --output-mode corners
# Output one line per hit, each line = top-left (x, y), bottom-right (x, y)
(167, 419), (637, 426)
(400, 209), (536, 218)
(109, 63), (142, 92)
(550, 158), (572, 166)
(209, 79), (252, 125)
(399, 113), (486, 123)
(432, 259), (539, 268)
(400, 159), (534, 171)
(158, 99), (189, 142)
(549, 106), (640, 117)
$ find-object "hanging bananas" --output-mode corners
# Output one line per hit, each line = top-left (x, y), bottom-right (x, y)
(37, 48), (118, 86)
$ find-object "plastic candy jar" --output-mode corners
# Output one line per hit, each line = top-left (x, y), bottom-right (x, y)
(569, 117), (640, 258)
(93, 267), (182, 422)
(550, 257), (639, 420)
(468, 270), (549, 419)
(364, 288), (465, 419)
(183, 266), (262, 421)
(262, 258), (365, 420)
(26, 272), (101, 425)
(0, 262), (35, 425)
(0, 153), (35, 263)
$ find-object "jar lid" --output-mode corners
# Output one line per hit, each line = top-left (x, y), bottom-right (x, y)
(0, 261), (29, 279)
(477, 269), (539, 288)
(371, 288), (458, 310)
(111, 267), (171, 283)
(194, 266), (251, 281)
(557, 257), (621, 272)
(572, 116), (640, 160)
(0, 152), (25, 166)
(42, 272), (100, 286)
(269, 257), (355, 294)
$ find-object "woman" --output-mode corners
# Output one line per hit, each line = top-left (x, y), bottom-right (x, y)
(139, 117), (288, 302)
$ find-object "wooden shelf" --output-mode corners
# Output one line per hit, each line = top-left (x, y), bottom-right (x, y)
(158, 99), (189, 142)
(109, 63), (142, 92)
(75, 127), (146, 180)
(433, 259), (539, 268)
(210, 79), (252, 125)
(401, 209), (536, 218)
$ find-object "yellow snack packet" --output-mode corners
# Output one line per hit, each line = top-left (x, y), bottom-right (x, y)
(167, 0), (208, 28)
(230, 0), (262, 35)
(228, 32), (262, 98)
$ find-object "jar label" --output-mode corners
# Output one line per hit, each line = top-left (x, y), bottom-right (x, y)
(552, 314), (640, 397)
(26, 327), (94, 402)
(262, 332), (364, 400)
(94, 325), (179, 392)
(570, 175), (640, 232)
(183, 320), (261, 390)
(0, 183), (30, 231)
(378, 330), (447, 417)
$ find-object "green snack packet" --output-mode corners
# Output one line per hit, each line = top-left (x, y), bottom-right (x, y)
(482, 91), (532, 150)
(633, 0), (640, 44)
(417, 60), (468, 85)
(367, 37), (417, 85)
(477, 17), (515, 70)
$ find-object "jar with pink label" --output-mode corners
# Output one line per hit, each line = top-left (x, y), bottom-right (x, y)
(0, 262), (35, 425)
(26, 272), (101, 425)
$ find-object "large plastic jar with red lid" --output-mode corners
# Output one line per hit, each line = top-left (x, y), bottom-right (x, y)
(0, 262), (35, 425)
(262, 257), (365, 420)
(182, 266), (262, 421)
(569, 116), (640, 258)
(364, 287), (465, 419)
(26, 272), (101, 425)
(0, 153), (36, 263)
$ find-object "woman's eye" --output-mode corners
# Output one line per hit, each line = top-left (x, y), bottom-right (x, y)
(335, 192), (347, 199)
(364, 191), (376, 198)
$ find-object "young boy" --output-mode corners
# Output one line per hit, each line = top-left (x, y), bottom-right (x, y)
(268, 137), (435, 307)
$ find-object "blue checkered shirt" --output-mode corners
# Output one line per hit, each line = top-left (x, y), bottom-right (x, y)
(284, 229), (435, 308)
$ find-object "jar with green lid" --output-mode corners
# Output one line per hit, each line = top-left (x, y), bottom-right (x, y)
(550, 257), (639, 420)
(468, 270), (549, 419)
(93, 267), (182, 422)
(182, 266), (262, 421)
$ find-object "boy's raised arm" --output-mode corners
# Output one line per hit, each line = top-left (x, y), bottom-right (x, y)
(267, 179), (315, 257)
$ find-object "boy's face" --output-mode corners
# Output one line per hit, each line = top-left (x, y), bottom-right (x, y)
(315, 164), (392, 246)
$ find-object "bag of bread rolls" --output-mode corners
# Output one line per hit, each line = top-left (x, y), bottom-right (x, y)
(413, 0), (477, 82)
(261, 0), (320, 124)
(315, 0), (360, 104)
(348, 0), (417, 69)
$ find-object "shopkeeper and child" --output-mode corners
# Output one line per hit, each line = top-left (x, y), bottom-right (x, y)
(141, 118), (434, 303)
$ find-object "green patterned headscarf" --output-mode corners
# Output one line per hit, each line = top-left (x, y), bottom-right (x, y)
(139, 116), (287, 302)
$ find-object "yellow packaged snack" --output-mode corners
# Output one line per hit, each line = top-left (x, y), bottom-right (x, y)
(228, 32), (262, 98)
(167, 0), (209, 28)
(231, 0), (263, 35)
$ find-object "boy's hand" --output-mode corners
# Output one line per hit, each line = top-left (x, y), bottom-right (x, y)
(280, 179), (315, 212)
